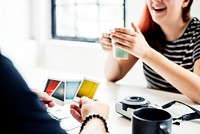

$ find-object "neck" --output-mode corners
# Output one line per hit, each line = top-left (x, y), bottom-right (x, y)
(160, 18), (191, 41)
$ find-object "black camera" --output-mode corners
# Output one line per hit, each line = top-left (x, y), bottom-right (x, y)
(115, 96), (155, 119)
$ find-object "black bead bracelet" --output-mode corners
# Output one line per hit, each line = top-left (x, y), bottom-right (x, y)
(79, 114), (109, 134)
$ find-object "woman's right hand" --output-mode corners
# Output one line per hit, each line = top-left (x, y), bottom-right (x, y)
(99, 32), (112, 52)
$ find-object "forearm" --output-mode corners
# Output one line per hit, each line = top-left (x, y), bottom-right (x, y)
(104, 52), (138, 82)
(142, 48), (200, 103)
(104, 53), (122, 82)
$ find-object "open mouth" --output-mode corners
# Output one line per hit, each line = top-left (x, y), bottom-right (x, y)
(153, 7), (167, 12)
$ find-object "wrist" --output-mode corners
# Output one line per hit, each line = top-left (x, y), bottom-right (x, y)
(79, 114), (109, 134)
(141, 47), (156, 62)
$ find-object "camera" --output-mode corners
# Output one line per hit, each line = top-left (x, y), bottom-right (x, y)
(115, 96), (157, 119)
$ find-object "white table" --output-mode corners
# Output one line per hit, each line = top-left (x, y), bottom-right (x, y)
(95, 81), (200, 134)
(21, 67), (200, 134)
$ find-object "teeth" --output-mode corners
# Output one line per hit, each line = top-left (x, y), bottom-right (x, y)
(153, 7), (166, 11)
(155, 8), (163, 11)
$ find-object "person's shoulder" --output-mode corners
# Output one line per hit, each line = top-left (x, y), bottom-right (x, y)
(190, 17), (200, 25)
(186, 17), (200, 33)
(189, 17), (200, 42)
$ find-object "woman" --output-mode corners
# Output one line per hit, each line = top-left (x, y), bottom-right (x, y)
(99, 0), (200, 103)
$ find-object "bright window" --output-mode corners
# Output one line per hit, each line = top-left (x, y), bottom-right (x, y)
(51, 0), (125, 43)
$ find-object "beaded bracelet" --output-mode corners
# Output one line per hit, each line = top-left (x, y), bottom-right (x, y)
(79, 114), (109, 134)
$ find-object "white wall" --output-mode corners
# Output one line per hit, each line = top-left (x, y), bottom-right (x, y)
(0, 0), (30, 41)
(0, 0), (38, 70)
(43, 40), (108, 77)
(191, 0), (200, 18)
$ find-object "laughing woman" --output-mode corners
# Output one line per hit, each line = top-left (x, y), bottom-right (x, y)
(99, 0), (200, 103)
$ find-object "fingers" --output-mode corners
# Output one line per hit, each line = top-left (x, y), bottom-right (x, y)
(102, 33), (111, 38)
(111, 32), (133, 47)
(70, 103), (81, 114)
(99, 33), (111, 44)
(131, 22), (141, 34)
(35, 90), (55, 108)
(46, 101), (54, 108)
(110, 22), (140, 40)
(79, 96), (91, 105)
(112, 27), (136, 36)
(100, 22), (141, 51)
(70, 104), (82, 123)
(43, 93), (54, 102)
(99, 33), (112, 51)
(109, 22), (142, 49)
(70, 109), (83, 123)
(70, 97), (109, 123)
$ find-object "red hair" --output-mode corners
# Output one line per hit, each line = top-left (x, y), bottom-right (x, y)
(138, 4), (153, 35)
(138, 4), (164, 52)
(137, 0), (193, 52)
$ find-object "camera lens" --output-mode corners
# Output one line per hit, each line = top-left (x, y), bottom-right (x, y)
(128, 96), (145, 102)
(122, 96), (148, 106)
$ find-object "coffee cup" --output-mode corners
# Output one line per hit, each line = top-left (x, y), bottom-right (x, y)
(132, 107), (172, 134)
(112, 39), (128, 60)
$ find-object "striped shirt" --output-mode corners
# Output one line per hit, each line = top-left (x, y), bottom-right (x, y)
(143, 17), (200, 93)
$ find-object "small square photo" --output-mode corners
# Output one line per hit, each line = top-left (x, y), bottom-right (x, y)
(73, 78), (100, 102)
(44, 78), (61, 96)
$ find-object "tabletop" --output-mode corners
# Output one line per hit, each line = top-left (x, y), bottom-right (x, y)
(21, 67), (200, 134)
(95, 81), (200, 134)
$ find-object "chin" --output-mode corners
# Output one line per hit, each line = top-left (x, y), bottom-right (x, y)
(152, 17), (166, 26)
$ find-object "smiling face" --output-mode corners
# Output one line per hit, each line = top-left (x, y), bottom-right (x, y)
(146, 0), (189, 25)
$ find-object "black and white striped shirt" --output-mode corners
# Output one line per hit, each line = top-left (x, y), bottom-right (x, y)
(143, 17), (200, 93)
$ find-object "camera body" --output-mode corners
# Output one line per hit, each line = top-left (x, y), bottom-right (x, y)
(115, 96), (157, 119)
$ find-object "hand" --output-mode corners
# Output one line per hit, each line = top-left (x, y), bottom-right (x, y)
(99, 32), (112, 52)
(70, 96), (109, 123)
(110, 22), (151, 59)
(32, 89), (54, 108)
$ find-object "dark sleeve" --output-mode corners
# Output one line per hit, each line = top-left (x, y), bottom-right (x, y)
(0, 54), (67, 134)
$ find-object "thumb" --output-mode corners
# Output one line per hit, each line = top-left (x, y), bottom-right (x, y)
(131, 22), (141, 34)
(70, 109), (83, 123)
